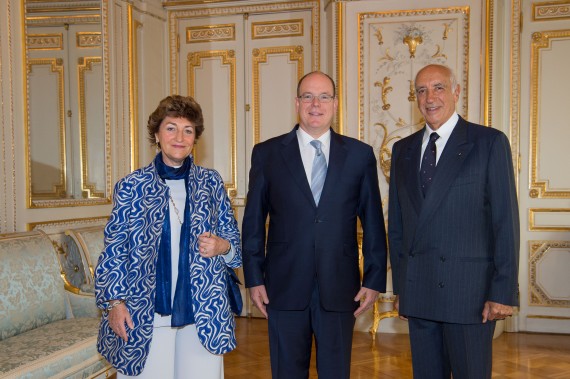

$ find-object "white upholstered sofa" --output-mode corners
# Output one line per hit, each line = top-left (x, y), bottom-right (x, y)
(0, 230), (112, 378)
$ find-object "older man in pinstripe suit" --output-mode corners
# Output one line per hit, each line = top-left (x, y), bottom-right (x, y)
(388, 64), (520, 379)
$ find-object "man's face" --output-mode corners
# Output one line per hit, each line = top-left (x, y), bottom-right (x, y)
(295, 72), (338, 138)
(415, 66), (460, 130)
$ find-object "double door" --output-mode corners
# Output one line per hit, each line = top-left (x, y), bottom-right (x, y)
(170, 4), (318, 315)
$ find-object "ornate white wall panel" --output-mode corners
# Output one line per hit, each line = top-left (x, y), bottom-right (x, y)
(529, 30), (570, 198)
(517, 0), (570, 334)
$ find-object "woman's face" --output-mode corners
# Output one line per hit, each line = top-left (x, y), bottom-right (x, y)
(155, 116), (196, 166)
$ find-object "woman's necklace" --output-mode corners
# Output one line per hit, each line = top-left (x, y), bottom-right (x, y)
(169, 195), (183, 225)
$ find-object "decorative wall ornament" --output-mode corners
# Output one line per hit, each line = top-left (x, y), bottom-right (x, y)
(251, 19), (304, 39)
(76, 32), (101, 47)
(27, 33), (63, 50)
(533, 2), (570, 21)
(529, 241), (570, 307)
(186, 24), (236, 43)
(358, 7), (470, 181)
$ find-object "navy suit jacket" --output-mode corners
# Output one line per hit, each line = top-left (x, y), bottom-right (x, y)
(242, 126), (387, 312)
(388, 117), (520, 324)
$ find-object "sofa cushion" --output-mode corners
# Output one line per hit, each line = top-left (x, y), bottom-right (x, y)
(0, 232), (66, 341)
(0, 317), (104, 378)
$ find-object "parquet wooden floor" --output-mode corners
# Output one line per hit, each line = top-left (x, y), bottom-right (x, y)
(224, 317), (570, 379)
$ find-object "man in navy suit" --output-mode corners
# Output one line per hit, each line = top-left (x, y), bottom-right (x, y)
(388, 64), (520, 378)
(242, 71), (387, 379)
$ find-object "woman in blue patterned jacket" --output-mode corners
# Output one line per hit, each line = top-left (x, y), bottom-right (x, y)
(95, 95), (242, 378)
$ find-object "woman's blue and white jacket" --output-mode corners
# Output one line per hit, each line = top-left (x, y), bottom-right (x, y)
(94, 159), (242, 376)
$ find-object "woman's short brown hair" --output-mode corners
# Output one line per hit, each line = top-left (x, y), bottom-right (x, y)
(147, 95), (205, 145)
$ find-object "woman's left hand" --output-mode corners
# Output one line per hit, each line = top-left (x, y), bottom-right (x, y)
(198, 232), (231, 258)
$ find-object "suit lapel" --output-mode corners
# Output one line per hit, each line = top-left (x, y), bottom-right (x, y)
(318, 130), (347, 207)
(415, 118), (474, 234)
(280, 126), (316, 207)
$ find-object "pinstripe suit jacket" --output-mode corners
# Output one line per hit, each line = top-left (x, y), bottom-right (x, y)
(388, 117), (519, 324)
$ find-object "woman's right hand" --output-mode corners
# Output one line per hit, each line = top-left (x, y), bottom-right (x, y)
(108, 302), (134, 342)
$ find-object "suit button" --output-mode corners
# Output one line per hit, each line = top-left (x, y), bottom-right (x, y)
(438, 282), (445, 288)
(409, 252), (415, 258)
(440, 256), (446, 262)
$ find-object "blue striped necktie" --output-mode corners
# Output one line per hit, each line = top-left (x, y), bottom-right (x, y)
(420, 132), (440, 197)
(310, 140), (327, 205)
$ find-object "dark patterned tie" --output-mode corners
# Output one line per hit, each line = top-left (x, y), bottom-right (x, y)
(310, 140), (327, 205)
(420, 132), (440, 197)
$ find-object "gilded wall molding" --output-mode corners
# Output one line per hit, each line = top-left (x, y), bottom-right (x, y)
(527, 314), (570, 320)
(252, 46), (304, 145)
(26, 58), (67, 201)
(335, 1), (343, 134)
(533, 1), (570, 21)
(167, 1), (320, 95)
(483, 0), (494, 127)
(0, 0), (17, 232)
(510, 0), (521, 187)
(78, 56), (105, 198)
(529, 208), (570, 231)
(187, 49), (238, 197)
(28, 216), (108, 232)
(529, 29), (570, 198)
(529, 240), (570, 307)
(25, 14), (101, 26)
(128, 5), (142, 171)
(102, 0), (111, 192)
(24, 0), (100, 14)
(251, 19), (304, 39)
(27, 33), (63, 50)
(186, 23), (236, 43)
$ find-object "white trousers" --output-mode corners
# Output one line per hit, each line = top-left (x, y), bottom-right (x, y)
(118, 324), (224, 379)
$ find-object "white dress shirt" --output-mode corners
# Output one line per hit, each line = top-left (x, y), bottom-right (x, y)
(420, 112), (459, 168)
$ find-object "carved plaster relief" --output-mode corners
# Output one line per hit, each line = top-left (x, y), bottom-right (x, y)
(251, 19), (304, 39)
(186, 24), (236, 43)
(27, 33), (63, 50)
(533, 1), (570, 20)
(359, 7), (470, 181)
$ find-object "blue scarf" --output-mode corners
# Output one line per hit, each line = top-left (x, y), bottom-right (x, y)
(154, 153), (195, 327)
